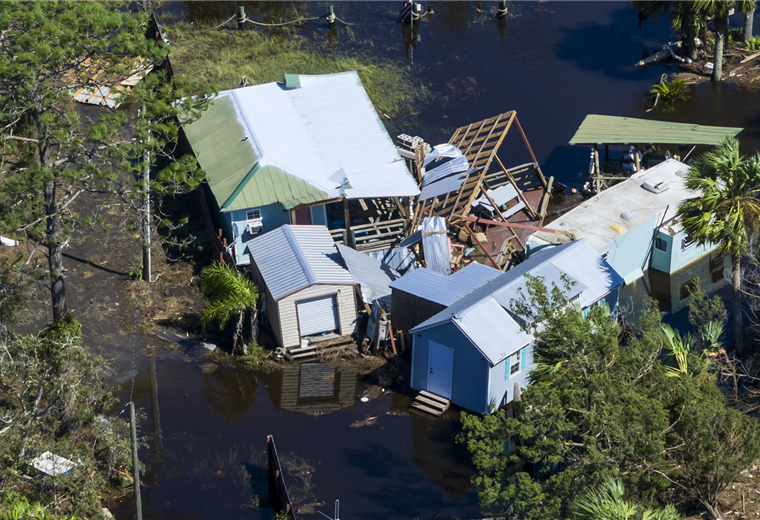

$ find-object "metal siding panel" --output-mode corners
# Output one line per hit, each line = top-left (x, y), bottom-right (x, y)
(488, 344), (534, 411)
(337, 244), (400, 305)
(421, 217), (451, 276)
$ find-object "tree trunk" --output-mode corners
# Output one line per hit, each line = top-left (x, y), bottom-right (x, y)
(745, 9), (755, 41)
(704, 500), (723, 520)
(687, 21), (698, 60)
(45, 180), (66, 322)
(250, 308), (259, 345)
(235, 311), (246, 355)
(733, 253), (743, 358)
(713, 17), (726, 82)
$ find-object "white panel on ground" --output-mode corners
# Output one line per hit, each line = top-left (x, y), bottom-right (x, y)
(297, 295), (338, 337)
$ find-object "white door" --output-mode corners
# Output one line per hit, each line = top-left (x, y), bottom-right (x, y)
(427, 342), (454, 399)
(297, 295), (338, 337)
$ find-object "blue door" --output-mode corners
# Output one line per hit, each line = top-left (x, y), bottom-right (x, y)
(428, 342), (454, 399)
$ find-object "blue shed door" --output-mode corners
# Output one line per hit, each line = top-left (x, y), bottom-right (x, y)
(428, 342), (454, 399)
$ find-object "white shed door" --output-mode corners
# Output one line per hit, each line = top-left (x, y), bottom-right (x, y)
(428, 341), (454, 399)
(297, 295), (338, 337)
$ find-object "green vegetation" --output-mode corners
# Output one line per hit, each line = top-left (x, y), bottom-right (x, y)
(458, 276), (760, 520)
(0, 491), (82, 520)
(571, 478), (679, 520)
(0, 321), (131, 517)
(678, 137), (760, 357)
(744, 35), (760, 49)
(199, 261), (259, 355)
(165, 24), (429, 131)
(649, 78), (690, 113)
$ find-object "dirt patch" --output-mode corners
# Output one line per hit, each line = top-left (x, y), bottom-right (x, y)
(683, 467), (760, 519)
(669, 44), (760, 90)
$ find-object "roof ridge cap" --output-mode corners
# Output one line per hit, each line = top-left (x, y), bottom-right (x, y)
(282, 226), (317, 285)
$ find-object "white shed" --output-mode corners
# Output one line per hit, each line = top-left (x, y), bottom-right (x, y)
(246, 225), (358, 349)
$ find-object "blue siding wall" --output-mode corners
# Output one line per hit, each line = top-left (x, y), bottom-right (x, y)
(650, 231), (674, 273)
(661, 229), (717, 274)
(227, 203), (291, 264)
(488, 345), (533, 412)
(310, 204), (327, 226)
(411, 322), (491, 414)
(601, 214), (659, 283)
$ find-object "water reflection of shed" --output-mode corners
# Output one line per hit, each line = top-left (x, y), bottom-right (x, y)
(268, 364), (358, 417)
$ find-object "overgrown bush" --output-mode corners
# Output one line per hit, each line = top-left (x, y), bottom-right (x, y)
(0, 327), (131, 517)
(744, 35), (760, 50)
(650, 78), (690, 113)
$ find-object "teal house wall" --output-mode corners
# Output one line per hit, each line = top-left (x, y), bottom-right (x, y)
(597, 214), (659, 284)
(650, 228), (717, 274)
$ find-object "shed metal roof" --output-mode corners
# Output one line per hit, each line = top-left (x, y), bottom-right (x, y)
(389, 261), (502, 306)
(569, 114), (742, 146)
(411, 239), (624, 364)
(336, 244), (400, 305)
(246, 225), (355, 301)
(184, 72), (419, 212)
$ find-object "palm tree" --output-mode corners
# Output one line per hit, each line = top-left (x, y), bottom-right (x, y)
(199, 261), (259, 355)
(678, 137), (760, 358)
(738, 0), (758, 41)
(697, 0), (737, 81)
(572, 477), (680, 520)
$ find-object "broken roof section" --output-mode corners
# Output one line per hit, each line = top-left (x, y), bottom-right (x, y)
(183, 72), (420, 212)
(411, 240), (624, 364)
(389, 261), (502, 306)
(246, 225), (355, 301)
(337, 244), (400, 306)
(569, 114), (743, 146)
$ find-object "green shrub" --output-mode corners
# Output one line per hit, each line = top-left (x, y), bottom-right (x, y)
(40, 309), (82, 345)
(744, 35), (760, 50)
(649, 78), (690, 113)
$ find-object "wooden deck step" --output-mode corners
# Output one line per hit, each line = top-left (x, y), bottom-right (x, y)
(410, 390), (450, 417)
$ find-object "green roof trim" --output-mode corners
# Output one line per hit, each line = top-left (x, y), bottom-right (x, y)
(569, 114), (743, 146)
(183, 94), (329, 212)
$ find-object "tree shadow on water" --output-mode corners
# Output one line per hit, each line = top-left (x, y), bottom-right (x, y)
(554, 6), (675, 82)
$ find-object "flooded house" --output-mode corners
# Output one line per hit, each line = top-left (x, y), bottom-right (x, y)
(526, 159), (718, 285)
(407, 239), (624, 415)
(182, 71), (420, 265)
(246, 225), (358, 350)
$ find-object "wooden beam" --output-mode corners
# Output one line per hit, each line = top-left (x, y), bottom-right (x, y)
(461, 222), (501, 270)
(455, 214), (575, 237)
(539, 176), (554, 222)
(493, 155), (537, 219)
(514, 116), (547, 187)
(343, 197), (355, 248)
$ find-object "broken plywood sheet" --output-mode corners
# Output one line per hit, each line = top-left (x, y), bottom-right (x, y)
(64, 56), (154, 108)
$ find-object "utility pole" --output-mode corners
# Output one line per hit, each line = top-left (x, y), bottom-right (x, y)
(142, 139), (151, 282)
(129, 402), (143, 520)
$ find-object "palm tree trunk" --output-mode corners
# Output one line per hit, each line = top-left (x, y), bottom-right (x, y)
(733, 253), (743, 358)
(687, 20), (698, 60)
(236, 311), (246, 355)
(713, 16), (726, 82)
(745, 9), (755, 41)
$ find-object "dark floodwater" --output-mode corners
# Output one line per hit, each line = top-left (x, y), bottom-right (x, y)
(113, 2), (757, 519)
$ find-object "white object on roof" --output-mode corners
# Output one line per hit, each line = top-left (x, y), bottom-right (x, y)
(246, 225), (355, 301)
(411, 240), (624, 364)
(31, 451), (75, 476)
(337, 244), (400, 305)
(642, 179), (670, 194)
(529, 159), (692, 252)
(219, 72), (420, 200)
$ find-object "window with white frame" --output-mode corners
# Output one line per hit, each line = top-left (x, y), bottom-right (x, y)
(506, 349), (522, 379)
(246, 209), (261, 221)
(681, 235), (696, 251)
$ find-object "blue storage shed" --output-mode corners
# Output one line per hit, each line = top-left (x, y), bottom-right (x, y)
(409, 239), (624, 414)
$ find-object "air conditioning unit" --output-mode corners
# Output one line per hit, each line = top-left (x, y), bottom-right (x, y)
(246, 218), (263, 234)
(642, 179), (670, 194)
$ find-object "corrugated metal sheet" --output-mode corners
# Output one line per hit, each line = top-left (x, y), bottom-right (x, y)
(411, 239), (625, 364)
(453, 297), (532, 365)
(186, 72), (420, 213)
(422, 217), (450, 276)
(449, 262), (502, 288)
(337, 244), (400, 305)
(418, 171), (469, 202)
(569, 114), (742, 146)
(400, 230), (422, 248)
(389, 269), (473, 306)
(246, 225), (354, 301)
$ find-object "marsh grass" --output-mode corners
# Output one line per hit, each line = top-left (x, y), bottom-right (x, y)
(165, 24), (430, 131)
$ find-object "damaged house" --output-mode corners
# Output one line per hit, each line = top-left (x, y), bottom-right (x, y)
(183, 71), (420, 265)
(407, 239), (624, 415)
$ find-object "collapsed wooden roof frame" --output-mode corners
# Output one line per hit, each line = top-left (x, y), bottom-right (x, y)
(411, 111), (547, 228)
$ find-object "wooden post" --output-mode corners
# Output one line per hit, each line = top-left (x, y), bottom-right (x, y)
(237, 6), (246, 29)
(496, 0), (508, 18)
(343, 197), (355, 248)
(634, 146), (641, 172)
(290, 209), (297, 225)
(539, 176), (554, 221)
(129, 402), (143, 520)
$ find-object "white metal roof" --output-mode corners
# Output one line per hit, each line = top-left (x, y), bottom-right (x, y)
(246, 225), (355, 301)
(337, 244), (400, 305)
(529, 159), (692, 251)
(389, 261), (502, 306)
(411, 239), (625, 364)
(220, 72), (420, 201)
